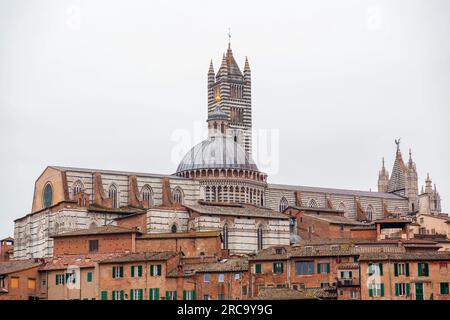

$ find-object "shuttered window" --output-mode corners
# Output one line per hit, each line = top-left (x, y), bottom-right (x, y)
(149, 288), (160, 300)
(255, 264), (262, 274)
(87, 272), (93, 282)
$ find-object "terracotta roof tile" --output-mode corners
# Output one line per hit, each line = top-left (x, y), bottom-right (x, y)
(51, 225), (141, 238)
(0, 259), (43, 275)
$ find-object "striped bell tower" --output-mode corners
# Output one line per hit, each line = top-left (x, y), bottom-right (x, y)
(207, 42), (253, 155)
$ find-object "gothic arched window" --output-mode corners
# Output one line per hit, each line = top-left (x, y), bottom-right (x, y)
(141, 185), (153, 206)
(309, 199), (318, 208)
(72, 180), (83, 197)
(366, 205), (374, 221)
(109, 185), (118, 209)
(279, 197), (289, 212)
(171, 224), (177, 233)
(257, 226), (264, 251)
(43, 183), (53, 208)
(338, 202), (346, 213)
(222, 224), (229, 250)
(173, 188), (183, 204)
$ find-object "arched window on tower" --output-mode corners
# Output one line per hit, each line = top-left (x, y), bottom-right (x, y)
(222, 224), (229, 250)
(171, 224), (177, 233)
(257, 225), (264, 251)
(338, 202), (346, 215)
(141, 185), (153, 207)
(366, 205), (374, 221)
(43, 183), (53, 208)
(279, 197), (289, 212)
(109, 185), (118, 209)
(172, 188), (183, 204)
(309, 199), (318, 208)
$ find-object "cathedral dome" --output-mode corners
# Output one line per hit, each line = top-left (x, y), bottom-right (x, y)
(176, 136), (258, 173)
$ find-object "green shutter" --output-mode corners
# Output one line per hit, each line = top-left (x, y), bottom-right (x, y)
(317, 263), (321, 274)
(112, 290), (116, 301)
(424, 263), (429, 276)
(131, 266), (135, 277)
(139, 289), (143, 300)
(56, 274), (58, 285)
(379, 263), (383, 276)
(380, 284), (385, 297)
(155, 288), (159, 300)
(280, 263), (284, 273)
(273, 263), (276, 273)
(406, 283), (410, 296)
(183, 290), (187, 300)
(157, 265), (161, 276)
(174, 291), (177, 300)
(130, 289), (134, 300)
(192, 290), (196, 300)
(405, 263), (410, 276)
(326, 263), (330, 274)
(418, 263), (422, 276)
(120, 266), (123, 278)
(101, 291), (108, 300)
(112, 267), (116, 278)
(166, 291), (170, 300)
(395, 283), (399, 296)
(150, 265), (154, 276)
(394, 263), (398, 277)
(255, 264), (261, 274)
(149, 288), (153, 300)
(369, 284), (373, 297)
(87, 272), (92, 282)
(138, 265), (143, 277)
(120, 290), (124, 300)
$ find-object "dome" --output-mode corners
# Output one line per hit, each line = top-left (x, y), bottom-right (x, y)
(176, 136), (258, 173)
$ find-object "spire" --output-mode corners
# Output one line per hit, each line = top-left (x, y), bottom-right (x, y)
(244, 56), (250, 71)
(217, 53), (228, 78)
(208, 59), (214, 74)
(388, 139), (407, 194)
(425, 173), (433, 194)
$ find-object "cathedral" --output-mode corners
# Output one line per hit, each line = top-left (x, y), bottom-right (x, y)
(13, 43), (443, 259)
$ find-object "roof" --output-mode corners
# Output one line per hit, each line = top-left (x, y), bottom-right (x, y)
(184, 258), (248, 273)
(98, 252), (177, 264)
(176, 135), (259, 173)
(1, 237), (14, 242)
(359, 252), (450, 262)
(249, 245), (359, 261)
(256, 287), (337, 300)
(416, 213), (450, 222)
(0, 260), (43, 275)
(39, 254), (121, 271)
(374, 218), (411, 225)
(208, 106), (228, 121)
(48, 165), (187, 180)
(51, 225), (141, 238)
(87, 205), (146, 215)
(185, 202), (289, 220)
(302, 212), (366, 226)
(138, 231), (221, 240)
(336, 262), (359, 269)
(269, 184), (406, 200)
(288, 206), (344, 214)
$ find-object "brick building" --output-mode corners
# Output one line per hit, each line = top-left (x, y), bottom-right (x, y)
(359, 252), (450, 300)
(0, 259), (44, 300)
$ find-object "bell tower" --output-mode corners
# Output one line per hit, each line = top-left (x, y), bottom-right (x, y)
(207, 39), (252, 155)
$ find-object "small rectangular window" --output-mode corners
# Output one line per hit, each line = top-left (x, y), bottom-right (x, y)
(204, 273), (210, 283)
(218, 274), (225, 282)
(89, 240), (99, 253)
(440, 283), (449, 295)
(10, 277), (19, 288)
(27, 278), (36, 290)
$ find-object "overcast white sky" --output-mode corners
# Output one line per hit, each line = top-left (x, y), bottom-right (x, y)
(1, 0), (449, 238)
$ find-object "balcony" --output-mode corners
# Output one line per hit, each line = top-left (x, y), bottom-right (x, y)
(336, 278), (360, 287)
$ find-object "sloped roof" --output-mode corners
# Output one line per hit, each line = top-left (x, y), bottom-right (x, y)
(302, 213), (366, 226)
(359, 252), (450, 262)
(0, 260), (42, 275)
(185, 202), (288, 219)
(269, 184), (405, 200)
(98, 252), (177, 264)
(388, 149), (407, 193)
(39, 253), (122, 271)
(185, 258), (248, 273)
(138, 231), (221, 240)
(256, 287), (337, 300)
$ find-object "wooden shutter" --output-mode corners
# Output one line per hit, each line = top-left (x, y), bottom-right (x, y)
(120, 290), (124, 300)
(130, 289), (134, 300)
(395, 283), (399, 296)
(406, 283), (410, 296)
(192, 290), (196, 300)
(418, 263), (423, 276)
(405, 263), (410, 276)
(139, 289), (143, 300)
(174, 291), (177, 300)
(368, 284), (373, 297)
(155, 288), (159, 300)
(379, 263), (383, 276)
(112, 267), (116, 278)
(183, 290), (187, 300)
(273, 263), (277, 273)
(424, 263), (429, 276)
(131, 266), (135, 277)
(138, 265), (143, 277)
(149, 288), (153, 300)
(280, 263), (284, 273)
(119, 266), (123, 278)
(101, 291), (107, 300)
(112, 290), (116, 301)
(317, 263), (321, 274)
(165, 291), (170, 300)
(157, 265), (161, 276)
(380, 284), (385, 297)
(56, 274), (59, 285)
(150, 265), (154, 276)
(255, 264), (261, 274)
(394, 263), (398, 277)
(326, 263), (330, 274)
(87, 272), (92, 282)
